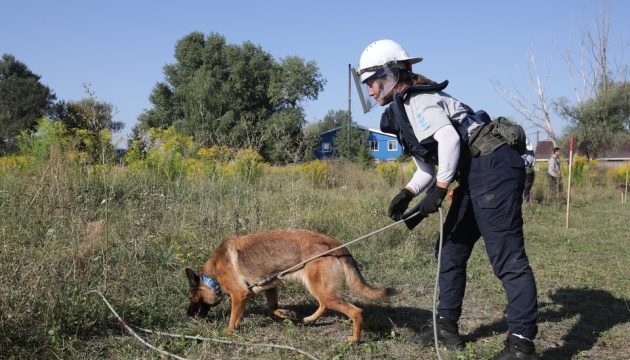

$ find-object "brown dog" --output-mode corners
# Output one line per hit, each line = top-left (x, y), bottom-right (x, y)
(185, 229), (395, 342)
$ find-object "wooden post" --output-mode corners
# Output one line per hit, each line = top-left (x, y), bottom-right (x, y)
(624, 161), (629, 204)
(565, 137), (574, 229)
(347, 64), (352, 156)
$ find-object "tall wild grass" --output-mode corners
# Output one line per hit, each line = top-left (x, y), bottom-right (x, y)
(1, 127), (628, 359)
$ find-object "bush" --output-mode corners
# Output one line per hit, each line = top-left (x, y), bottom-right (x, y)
(376, 162), (400, 187)
(227, 148), (265, 183)
(562, 155), (597, 185)
(608, 161), (630, 184)
(299, 160), (329, 188)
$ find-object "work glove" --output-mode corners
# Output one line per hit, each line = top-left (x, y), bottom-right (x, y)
(388, 188), (414, 221)
(416, 186), (448, 216)
(401, 211), (425, 230)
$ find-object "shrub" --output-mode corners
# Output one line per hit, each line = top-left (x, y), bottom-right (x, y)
(197, 145), (235, 162)
(126, 126), (197, 180)
(0, 155), (28, 174)
(608, 161), (630, 184)
(227, 148), (265, 183)
(562, 155), (597, 186)
(16, 118), (68, 162)
(376, 162), (400, 187)
(299, 160), (329, 188)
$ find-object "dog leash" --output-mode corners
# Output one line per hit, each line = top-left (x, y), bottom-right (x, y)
(247, 211), (424, 290)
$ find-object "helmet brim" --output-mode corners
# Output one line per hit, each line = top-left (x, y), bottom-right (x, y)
(406, 57), (423, 64)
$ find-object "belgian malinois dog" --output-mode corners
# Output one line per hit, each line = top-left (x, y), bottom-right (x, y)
(185, 229), (395, 342)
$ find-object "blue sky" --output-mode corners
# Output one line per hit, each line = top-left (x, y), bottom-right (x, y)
(2, 1), (628, 147)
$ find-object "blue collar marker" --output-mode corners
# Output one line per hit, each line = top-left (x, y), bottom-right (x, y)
(201, 274), (219, 289)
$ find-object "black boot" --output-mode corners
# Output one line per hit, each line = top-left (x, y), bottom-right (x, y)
(407, 317), (464, 351)
(490, 333), (539, 360)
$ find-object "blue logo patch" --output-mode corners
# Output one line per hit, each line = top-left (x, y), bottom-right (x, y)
(416, 112), (429, 130)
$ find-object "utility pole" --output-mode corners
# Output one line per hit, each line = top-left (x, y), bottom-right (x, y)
(347, 64), (352, 156)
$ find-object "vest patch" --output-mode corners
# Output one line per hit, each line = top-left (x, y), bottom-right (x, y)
(415, 112), (429, 130)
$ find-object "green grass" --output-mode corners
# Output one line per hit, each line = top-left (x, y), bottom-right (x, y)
(1, 156), (628, 359)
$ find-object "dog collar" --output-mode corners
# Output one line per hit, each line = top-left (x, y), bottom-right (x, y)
(201, 274), (220, 290)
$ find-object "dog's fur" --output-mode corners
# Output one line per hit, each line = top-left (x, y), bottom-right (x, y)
(185, 229), (395, 342)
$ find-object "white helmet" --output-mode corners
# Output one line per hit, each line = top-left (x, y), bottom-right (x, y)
(357, 39), (423, 83)
(526, 137), (534, 151)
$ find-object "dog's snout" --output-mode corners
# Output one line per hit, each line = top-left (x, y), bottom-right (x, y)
(187, 301), (210, 319)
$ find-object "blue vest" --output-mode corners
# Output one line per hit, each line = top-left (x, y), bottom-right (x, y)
(380, 81), (490, 164)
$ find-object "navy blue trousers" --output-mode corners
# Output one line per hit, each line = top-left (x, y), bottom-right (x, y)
(437, 145), (539, 339)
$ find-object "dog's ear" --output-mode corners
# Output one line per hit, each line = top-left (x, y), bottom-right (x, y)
(185, 268), (199, 287)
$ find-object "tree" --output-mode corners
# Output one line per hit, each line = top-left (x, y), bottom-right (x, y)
(553, 1), (630, 158)
(135, 32), (325, 163)
(490, 47), (556, 139)
(491, 1), (622, 142)
(51, 84), (124, 134)
(269, 56), (326, 110)
(0, 54), (56, 154)
(562, 0), (613, 103)
(319, 109), (351, 133)
(261, 108), (310, 164)
(333, 125), (373, 166)
(555, 81), (630, 158)
(50, 84), (124, 164)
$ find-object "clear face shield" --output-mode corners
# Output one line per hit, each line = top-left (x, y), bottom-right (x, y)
(352, 62), (401, 113)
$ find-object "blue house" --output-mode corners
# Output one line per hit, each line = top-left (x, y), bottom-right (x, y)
(313, 125), (402, 162)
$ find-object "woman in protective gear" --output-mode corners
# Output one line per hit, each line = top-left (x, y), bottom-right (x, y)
(356, 39), (539, 359)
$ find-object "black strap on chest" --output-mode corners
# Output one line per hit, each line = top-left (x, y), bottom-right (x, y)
(380, 81), (449, 164)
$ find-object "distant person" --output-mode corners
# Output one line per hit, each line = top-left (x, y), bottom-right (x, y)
(522, 139), (536, 203)
(548, 147), (563, 194)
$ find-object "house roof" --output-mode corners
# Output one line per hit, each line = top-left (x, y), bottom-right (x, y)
(598, 142), (630, 160)
(320, 125), (396, 138)
(535, 139), (556, 161)
(533, 139), (630, 161)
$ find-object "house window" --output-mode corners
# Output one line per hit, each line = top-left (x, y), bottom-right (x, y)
(369, 141), (379, 151)
(388, 140), (398, 151)
(322, 142), (332, 152)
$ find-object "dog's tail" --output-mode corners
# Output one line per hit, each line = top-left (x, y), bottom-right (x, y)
(341, 256), (397, 301)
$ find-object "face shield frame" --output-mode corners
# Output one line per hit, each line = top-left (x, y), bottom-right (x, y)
(352, 61), (402, 113)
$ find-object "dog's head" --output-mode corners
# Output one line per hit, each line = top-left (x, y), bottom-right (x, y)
(185, 268), (224, 319)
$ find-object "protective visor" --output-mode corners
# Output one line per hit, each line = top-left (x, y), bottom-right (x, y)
(352, 63), (401, 113)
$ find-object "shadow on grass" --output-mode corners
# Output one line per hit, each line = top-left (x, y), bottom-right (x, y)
(466, 287), (630, 359)
(205, 300), (434, 340)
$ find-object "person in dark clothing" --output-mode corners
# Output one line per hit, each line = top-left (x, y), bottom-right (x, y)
(356, 39), (539, 359)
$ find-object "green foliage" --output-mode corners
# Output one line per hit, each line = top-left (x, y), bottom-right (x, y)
(135, 32), (325, 163)
(333, 125), (373, 166)
(0, 154), (28, 174)
(555, 81), (630, 158)
(608, 161), (630, 184)
(3, 142), (630, 359)
(299, 160), (330, 188)
(126, 126), (196, 180)
(562, 155), (598, 185)
(269, 55), (326, 110)
(51, 97), (124, 134)
(0, 54), (57, 154)
(306, 109), (351, 145)
(376, 161), (401, 187)
(16, 118), (68, 162)
(227, 148), (265, 183)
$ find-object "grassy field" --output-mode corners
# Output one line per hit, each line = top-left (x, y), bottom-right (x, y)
(1, 155), (628, 359)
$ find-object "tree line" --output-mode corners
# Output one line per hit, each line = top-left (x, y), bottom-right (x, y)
(2, 25), (628, 163)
